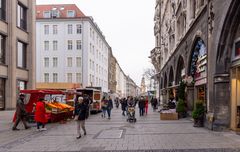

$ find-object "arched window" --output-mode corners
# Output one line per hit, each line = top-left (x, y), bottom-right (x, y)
(189, 38), (207, 80)
(176, 56), (185, 84)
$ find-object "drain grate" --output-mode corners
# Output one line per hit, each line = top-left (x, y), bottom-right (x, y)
(96, 129), (123, 139)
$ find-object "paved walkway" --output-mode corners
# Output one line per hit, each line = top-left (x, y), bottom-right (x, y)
(0, 106), (240, 152)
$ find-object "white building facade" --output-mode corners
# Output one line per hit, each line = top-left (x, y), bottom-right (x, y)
(36, 4), (109, 92)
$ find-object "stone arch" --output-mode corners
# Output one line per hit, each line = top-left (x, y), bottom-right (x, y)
(175, 55), (185, 84)
(168, 66), (174, 86)
(216, 0), (240, 73)
(164, 72), (167, 88)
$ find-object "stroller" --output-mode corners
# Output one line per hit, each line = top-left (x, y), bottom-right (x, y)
(127, 103), (137, 123)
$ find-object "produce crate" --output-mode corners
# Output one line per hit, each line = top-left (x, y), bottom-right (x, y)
(160, 112), (178, 120)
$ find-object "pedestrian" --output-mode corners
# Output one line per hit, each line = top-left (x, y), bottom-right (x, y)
(12, 94), (30, 131)
(101, 96), (107, 118)
(145, 97), (149, 115)
(106, 96), (113, 119)
(120, 98), (127, 116)
(151, 97), (158, 111)
(74, 97), (88, 139)
(138, 96), (145, 116)
(34, 98), (47, 131)
(83, 94), (91, 119)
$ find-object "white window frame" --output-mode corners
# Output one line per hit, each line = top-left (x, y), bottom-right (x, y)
(67, 57), (72, 67)
(76, 24), (82, 34)
(53, 73), (58, 82)
(76, 40), (81, 50)
(68, 40), (73, 50)
(53, 25), (58, 34)
(76, 57), (81, 67)
(67, 10), (75, 17)
(53, 40), (58, 51)
(67, 73), (72, 83)
(68, 24), (73, 34)
(44, 73), (49, 83)
(53, 57), (58, 67)
(44, 25), (49, 35)
(44, 57), (49, 67)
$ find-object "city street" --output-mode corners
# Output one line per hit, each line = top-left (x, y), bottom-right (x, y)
(1, 107), (240, 152)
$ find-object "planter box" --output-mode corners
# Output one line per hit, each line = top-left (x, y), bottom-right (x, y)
(160, 112), (178, 120)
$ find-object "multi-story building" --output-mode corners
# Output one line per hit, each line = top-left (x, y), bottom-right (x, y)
(36, 4), (109, 93)
(151, 0), (240, 131)
(108, 48), (117, 94)
(0, 0), (36, 110)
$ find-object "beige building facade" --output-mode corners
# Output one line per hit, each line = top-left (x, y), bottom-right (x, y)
(0, 0), (36, 110)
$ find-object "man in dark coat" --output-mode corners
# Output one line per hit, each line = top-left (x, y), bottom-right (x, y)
(138, 96), (145, 116)
(120, 98), (127, 116)
(12, 94), (30, 131)
(106, 97), (113, 119)
(75, 97), (88, 139)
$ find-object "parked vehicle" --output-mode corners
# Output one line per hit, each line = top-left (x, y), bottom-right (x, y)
(75, 88), (102, 113)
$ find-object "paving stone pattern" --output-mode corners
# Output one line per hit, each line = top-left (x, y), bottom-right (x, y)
(0, 107), (240, 152)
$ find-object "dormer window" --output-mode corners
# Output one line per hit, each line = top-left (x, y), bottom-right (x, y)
(51, 9), (59, 18)
(43, 11), (50, 18)
(67, 10), (75, 17)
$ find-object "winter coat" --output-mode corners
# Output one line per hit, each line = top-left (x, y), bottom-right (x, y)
(107, 99), (113, 109)
(138, 99), (145, 108)
(121, 99), (127, 110)
(75, 103), (88, 121)
(16, 99), (27, 117)
(34, 101), (47, 123)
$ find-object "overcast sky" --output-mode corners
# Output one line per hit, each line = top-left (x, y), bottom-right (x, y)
(37, 0), (155, 85)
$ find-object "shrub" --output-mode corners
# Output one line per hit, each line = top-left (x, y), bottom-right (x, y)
(176, 99), (185, 113)
(192, 101), (204, 119)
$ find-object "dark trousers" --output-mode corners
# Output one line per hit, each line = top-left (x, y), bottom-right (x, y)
(139, 108), (144, 116)
(107, 108), (111, 118)
(37, 122), (45, 129)
(13, 116), (28, 129)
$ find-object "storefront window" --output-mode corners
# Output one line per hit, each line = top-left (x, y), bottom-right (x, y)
(235, 41), (240, 57)
(0, 78), (5, 110)
(17, 80), (27, 95)
(190, 38), (207, 80)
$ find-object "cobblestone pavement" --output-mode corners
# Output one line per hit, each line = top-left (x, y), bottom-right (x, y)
(1, 107), (240, 152)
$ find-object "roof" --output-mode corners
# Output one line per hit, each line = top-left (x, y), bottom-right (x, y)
(36, 4), (86, 19)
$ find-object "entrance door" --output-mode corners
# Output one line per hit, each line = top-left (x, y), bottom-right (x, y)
(0, 78), (5, 110)
(230, 66), (240, 131)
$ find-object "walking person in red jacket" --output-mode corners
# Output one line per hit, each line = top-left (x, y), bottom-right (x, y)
(145, 97), (149, 115)
(34, 98), (47, 131)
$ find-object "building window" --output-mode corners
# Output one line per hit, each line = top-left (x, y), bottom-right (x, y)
(235, 41), (240, 57)
(68, 40), (72, 50)
(76, 24), (82, 34)
(17, 41), (27, 68)
(17, 3), (27, 30)
(51, 9), (59, 18)
(44, 25), (49, 35)
(53, 73), (58, 82)
(76, 73), (81, 83)
(53, 25), (58, 34)
(67, 57), (72, 67)
(53, 40), (58, 51)
(53, 57), (58, 67)
(67, 73), (72, 83)
(43, 11), (50, 18)
(44, 57), (49, 67)
(67, 10), (75, 17)
(44, 41), (49, 51)
(0, 78), (5, 109)
(44, 73), (49, 83)
(76, 40), (81, 50)
(0, 0), (6, 21)
(68, 24), (72, 34)
(0, 34), (6, 64)
(76, 57), (81, 67)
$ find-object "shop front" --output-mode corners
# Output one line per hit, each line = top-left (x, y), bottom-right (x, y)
(189, 38), (207, 110)
(230, 39), (240, 131)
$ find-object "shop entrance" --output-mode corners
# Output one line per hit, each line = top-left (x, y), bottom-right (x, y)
(0, 78), (5, 110)
(197, 85), (207, 105)
(230, 66), (240, 131)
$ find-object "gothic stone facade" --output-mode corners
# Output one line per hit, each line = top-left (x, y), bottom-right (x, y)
(151, 0), (240, 131)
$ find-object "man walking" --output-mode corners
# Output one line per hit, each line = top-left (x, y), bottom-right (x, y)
(106, 96), (113, 119)
(12, 94), (30, 131)
(138, 96), (145, 116)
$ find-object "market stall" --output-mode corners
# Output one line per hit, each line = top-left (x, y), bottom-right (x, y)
(13, 90), (74, 123)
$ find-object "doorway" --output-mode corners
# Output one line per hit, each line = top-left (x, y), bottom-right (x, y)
(230, 66), (240, 131)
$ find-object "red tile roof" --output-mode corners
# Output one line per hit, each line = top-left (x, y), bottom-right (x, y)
(36, 4), (86, 19)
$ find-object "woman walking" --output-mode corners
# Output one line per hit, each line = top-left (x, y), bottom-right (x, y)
(75, 97), (88, 139)
(106, 96), (113, 119)
(101, 97), (108, 118)
(34, 98), (47, 131)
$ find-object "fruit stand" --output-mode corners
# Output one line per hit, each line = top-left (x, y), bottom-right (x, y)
(13, 90), (74, 123)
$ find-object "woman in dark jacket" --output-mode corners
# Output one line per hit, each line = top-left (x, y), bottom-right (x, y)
(75, 97), (88, 139)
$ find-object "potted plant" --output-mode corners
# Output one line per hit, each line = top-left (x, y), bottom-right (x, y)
(176, 81), (187, 118)
(192, 101), (204, 127)
(176, 99), (187, 118)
